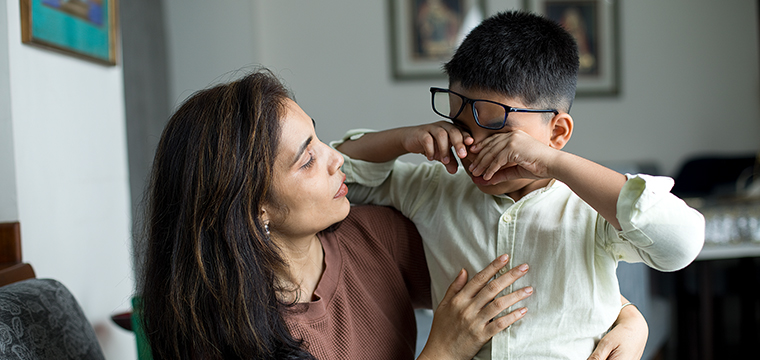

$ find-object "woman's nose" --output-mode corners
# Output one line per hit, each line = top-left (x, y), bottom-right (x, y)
(328, 146), (344, 174)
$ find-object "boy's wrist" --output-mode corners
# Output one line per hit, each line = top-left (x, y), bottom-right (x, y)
(544, 148), (572, 181)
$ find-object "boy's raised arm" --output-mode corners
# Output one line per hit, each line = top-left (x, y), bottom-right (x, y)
(336, 128), (409, 163)
(337, 122), (473, 175)
(469, 130), (626, 229)
(548, 151), (627, 230)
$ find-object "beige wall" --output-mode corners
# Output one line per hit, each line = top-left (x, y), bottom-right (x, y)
(1, 0), (136, 358)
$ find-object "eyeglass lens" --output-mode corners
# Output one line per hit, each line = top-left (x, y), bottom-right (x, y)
(433, 91), (507, 129)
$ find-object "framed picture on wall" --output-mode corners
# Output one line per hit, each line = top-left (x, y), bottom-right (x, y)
(20, 0), (118, 66)
(524, 0), (619, 96)
(389, 0), (485, 79)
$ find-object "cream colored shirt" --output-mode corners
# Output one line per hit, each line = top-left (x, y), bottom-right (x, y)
(333, 134), (705, 360)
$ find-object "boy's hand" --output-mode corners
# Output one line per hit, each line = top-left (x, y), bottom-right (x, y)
(402, 121), (474, 174)
(468, 130), (559, 183)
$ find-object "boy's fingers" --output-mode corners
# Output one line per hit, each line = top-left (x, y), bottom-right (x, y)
(483, 155), (509, 181)
(485, 168), (512, 185)
(420, 134), (436, 160)
(431, 128), (452, 164)
(470, 149), (496, 176)
(445, 127), (468, 159)
(444, 148), (459, 174)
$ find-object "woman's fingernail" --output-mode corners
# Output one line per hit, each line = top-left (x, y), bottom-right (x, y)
(442, 156), (449, 164)
(524, 286), (533, 295)
(499, 254), (509, 263)
(518, 263), (529, 272)
(520, 308), (528, 315)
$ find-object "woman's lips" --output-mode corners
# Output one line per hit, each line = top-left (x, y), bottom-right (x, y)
(334, 175), (348, 198)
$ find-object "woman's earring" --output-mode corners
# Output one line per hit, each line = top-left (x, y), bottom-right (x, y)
(264, 223), (271, 238)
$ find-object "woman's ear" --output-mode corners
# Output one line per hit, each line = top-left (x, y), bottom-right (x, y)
(260, 208), (270, 224)
(549, 113), (573, 150)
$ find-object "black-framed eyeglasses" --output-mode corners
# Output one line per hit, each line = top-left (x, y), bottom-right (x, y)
(430, 87), (558, 130)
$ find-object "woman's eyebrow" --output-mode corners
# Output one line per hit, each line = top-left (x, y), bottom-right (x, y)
(292, 136), (313, 167)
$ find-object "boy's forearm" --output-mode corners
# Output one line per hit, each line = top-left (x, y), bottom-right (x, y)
(550, 151), (627, 230)
(336, 128), (410, 162)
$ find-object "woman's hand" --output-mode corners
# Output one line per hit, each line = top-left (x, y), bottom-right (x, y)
(587, 297), (648, 360)
(418, 254), (532, 360)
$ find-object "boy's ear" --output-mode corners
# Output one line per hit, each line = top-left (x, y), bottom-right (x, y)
(549, 113), (573, 150)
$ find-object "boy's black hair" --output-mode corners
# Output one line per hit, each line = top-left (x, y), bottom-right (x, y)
(444, 11), (579, 112)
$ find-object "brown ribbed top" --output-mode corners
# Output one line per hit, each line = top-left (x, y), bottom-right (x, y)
(285, 205), (431, 359)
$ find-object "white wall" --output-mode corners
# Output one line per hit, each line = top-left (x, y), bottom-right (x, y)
(163, 0), (262, 109)
(251, 0), (760, 177)
(0, 0), (17, 222)
(159, 1), (760, 358)
(2, 1), (136, 359)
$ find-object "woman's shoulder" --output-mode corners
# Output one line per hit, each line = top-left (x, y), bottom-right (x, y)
(333, 205), (420, 251)
(346, 204), (406, 221)
(342, 205), (415, 234)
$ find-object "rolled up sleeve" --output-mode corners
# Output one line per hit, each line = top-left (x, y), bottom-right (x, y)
(609, 174), (705, 271)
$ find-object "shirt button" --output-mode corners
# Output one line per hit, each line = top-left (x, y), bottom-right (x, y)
(502, 214), (512, 223)
(499, 267), (509, 275)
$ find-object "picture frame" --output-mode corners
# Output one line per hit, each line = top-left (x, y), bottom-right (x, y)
(524, 0), (619, 96)
(20, 0), (118, 66)
(389, 0), (485, 80)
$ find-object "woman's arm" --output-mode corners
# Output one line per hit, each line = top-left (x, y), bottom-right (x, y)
(587, 295), (649, 360)
(417, 254), (533, 360)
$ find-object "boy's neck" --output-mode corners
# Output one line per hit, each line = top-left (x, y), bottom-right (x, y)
(505, 178), (554, 202)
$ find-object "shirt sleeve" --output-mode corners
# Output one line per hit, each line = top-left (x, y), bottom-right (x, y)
(604, 174), (705, 271)
(331, 130), (446, 219)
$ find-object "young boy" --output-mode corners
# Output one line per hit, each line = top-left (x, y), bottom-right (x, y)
(334, 11), (704, 360)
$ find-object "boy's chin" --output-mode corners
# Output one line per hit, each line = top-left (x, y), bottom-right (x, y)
(467, 172), (523, 196)
(472, 179), (525, 196)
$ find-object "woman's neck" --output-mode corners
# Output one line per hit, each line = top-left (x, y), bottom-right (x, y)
(277, 233), (325, 303)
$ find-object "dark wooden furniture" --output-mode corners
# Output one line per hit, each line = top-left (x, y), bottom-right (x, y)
(0, 222), (35, 286)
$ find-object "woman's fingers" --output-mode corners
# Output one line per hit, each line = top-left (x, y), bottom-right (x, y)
(423, 254), (532, 360)
(485, 306), (529, 335)
(482, 284), (531, 319)
(458, 254), (510, 297)
(467, 261), (530, 311)
(439, 268), (468, 303)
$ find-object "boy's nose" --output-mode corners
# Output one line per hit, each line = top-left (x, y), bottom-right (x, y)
(467, 127), (493, 145)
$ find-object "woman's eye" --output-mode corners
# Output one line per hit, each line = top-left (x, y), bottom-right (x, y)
(301, 153), (315, 169)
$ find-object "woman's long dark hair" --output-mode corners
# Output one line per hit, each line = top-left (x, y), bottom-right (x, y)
(139, 70), (316, 359)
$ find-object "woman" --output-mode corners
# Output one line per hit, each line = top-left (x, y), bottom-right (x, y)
(139, 69), (647, 359)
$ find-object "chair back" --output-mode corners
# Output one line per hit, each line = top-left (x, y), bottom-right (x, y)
(0, 278), (106, 360)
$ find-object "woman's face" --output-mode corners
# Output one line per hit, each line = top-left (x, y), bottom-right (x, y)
(264, 99), (350, 240)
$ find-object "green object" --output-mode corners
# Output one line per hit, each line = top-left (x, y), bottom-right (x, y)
(131, 297), (153, 360)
